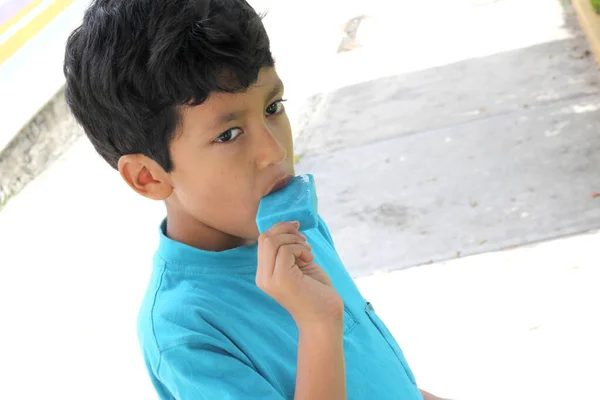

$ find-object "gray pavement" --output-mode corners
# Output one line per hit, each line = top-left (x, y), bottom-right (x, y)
(296, 15), (600, 276)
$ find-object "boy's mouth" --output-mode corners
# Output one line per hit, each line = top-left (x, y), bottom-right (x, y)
(267, 174), (293, 195)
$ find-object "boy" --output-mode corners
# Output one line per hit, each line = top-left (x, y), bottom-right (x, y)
(64, 0), (445, 399)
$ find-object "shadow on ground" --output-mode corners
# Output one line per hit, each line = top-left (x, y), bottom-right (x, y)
(297, 37), (600, 277)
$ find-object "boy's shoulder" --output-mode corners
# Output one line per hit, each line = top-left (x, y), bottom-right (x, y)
(137, 254), (234, 353)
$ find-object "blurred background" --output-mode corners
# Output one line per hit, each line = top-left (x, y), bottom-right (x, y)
(1, 0), (599, 398)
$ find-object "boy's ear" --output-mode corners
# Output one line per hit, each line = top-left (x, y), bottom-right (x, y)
(118, 154), (173, 201)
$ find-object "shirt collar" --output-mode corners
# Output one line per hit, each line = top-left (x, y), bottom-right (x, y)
(156, 219), (258, 274)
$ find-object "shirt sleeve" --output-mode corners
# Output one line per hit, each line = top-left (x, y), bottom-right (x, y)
(156, 341), (286, 400)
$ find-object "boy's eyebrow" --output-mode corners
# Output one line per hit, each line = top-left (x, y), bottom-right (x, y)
(213, 79), (285, 128)
(217, 110), (246, 127)
(266, 79), (285, 101)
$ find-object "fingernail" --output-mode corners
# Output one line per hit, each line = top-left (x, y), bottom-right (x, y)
(299, 232), (307, 241)
(292, 221), (300, 228)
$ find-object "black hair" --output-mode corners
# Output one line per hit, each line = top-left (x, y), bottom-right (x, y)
(64, 0), (274, 171)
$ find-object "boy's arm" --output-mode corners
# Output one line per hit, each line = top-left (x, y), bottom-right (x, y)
(295, 321), (346, 400)
(257, 222), (347, 400)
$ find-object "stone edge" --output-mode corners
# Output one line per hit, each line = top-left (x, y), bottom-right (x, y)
(573, 0), (600, 66)
(0, 86), (83, 210)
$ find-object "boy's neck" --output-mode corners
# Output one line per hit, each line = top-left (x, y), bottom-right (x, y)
(165, 206), (254, 252)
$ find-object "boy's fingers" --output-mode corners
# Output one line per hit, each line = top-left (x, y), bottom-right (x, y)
(274, 244), (314, 275)
(258, 230), (309, 265)
(257, 233), (311, 284)
(299, 248), (314, 263)
(260, 234), (309, 254)
(261, 221), (306, 240)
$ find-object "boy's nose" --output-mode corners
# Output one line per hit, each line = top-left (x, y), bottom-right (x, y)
(256, 126), (287, 169)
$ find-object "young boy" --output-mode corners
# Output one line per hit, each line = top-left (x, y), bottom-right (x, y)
(64, 1), (445, 399)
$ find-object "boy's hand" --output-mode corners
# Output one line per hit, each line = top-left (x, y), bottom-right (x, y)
(256, 221), (344, 329)
(257, 221), (347, 399)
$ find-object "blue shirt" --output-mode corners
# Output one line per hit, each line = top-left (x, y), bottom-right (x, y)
(138, 217), (422, 399)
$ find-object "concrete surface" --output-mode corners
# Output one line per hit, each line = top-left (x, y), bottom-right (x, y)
(296, 38), (600, 156)
(357, 230), (600, 399)
(0, 89), (82, 206)
(295, 2), (600, 276)
(0, 0), (598, 399)
(0, 0), (89, 151)
(299, 88), (600, 274)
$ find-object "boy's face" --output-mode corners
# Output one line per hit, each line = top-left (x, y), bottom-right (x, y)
(166, 67), (295, 242)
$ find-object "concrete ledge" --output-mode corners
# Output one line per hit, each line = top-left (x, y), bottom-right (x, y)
(0, 87), (82, 209)
(573, 0), (600, 66)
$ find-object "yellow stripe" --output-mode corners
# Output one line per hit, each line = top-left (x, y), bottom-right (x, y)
(0, 0), (75, 65)
(0, 0), (43, 37)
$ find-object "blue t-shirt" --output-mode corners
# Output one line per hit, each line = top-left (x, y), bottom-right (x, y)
(138, 217), (422, 400)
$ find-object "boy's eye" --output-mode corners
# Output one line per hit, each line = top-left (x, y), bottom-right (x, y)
(266, 99), (286, 116)
(214, 128), (243, 143)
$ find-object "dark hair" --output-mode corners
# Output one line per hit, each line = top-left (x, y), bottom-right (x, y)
(64, 0), (274, 171)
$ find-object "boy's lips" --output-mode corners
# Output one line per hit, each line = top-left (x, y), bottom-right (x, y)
(267, 174), (293, 195)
